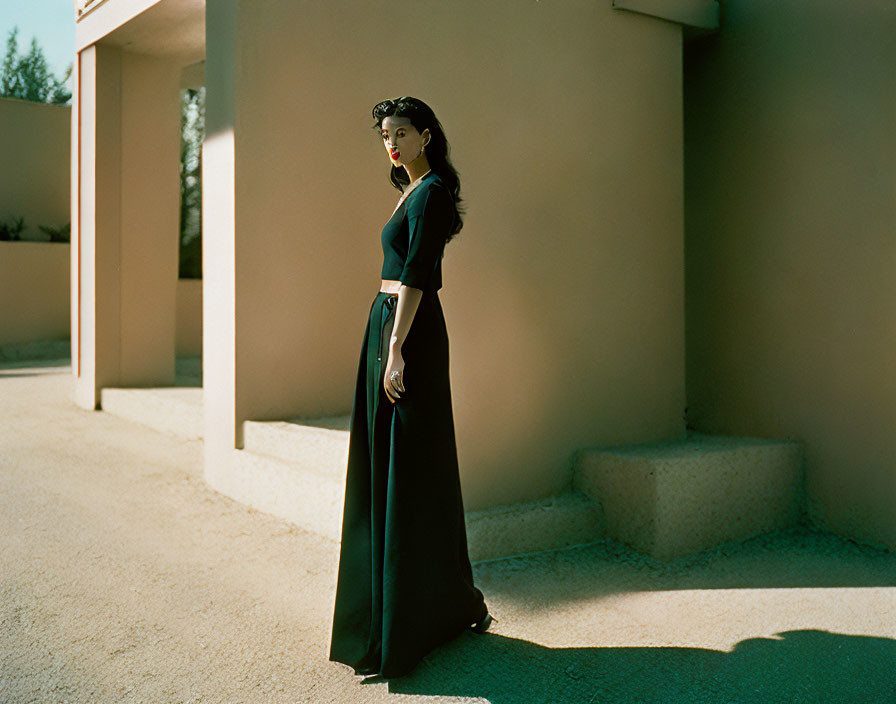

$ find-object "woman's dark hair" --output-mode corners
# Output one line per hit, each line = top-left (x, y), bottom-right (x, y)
(371, 96), (464, 242)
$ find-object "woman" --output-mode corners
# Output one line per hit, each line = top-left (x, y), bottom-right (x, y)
(328, 96), (495, 680)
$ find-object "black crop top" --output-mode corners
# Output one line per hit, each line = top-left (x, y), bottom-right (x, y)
(381, 171), (456, 292)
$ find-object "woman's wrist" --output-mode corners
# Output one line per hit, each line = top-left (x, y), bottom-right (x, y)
(389, 335), (403, 351)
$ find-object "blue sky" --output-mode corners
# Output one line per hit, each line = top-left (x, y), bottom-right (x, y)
(0, 0), (75, 85)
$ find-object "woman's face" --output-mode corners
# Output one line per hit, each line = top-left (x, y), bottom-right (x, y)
(380, 116), (430, 167)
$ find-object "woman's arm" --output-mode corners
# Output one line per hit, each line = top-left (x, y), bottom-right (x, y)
(383, 284), (423, 403)
(391, 284), (423, 351)
(383, 182), (454, 403)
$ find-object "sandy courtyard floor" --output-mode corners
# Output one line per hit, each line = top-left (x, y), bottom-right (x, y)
(1, 361), (895, 703)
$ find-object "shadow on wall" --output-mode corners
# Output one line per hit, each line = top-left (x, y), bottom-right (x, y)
(380, 629), (895, 702)
(0, 215), (70, 242)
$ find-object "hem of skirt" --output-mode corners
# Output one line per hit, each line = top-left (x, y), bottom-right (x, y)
(330, 658), (416, 680)
(331, 607), (485, 679)
(330, 656), (379, 677)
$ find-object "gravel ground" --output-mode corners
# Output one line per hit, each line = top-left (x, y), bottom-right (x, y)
(1, 361), (895, 704)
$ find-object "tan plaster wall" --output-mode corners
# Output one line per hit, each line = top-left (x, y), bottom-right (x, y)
(684, 0), (896, 550)
(228, 1), (686, 508)
(0, 88), (71, 348)
(0, 239), (199, 352)
(0, 243), (70, 346)
(0, 97), (71, 241)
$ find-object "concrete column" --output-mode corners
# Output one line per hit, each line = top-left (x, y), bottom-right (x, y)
(71, 43), (182, 410)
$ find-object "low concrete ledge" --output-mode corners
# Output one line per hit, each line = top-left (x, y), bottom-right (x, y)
(242, 417), (350, 479)
(100, 386), (203, 441)
(227, 446), (346, 541)
(234, 418), (605, 559)
(573, 432), (805, 560)
(466, 490), (605, 563)
(98, 357), (202, 438)
(99, 392), (608, 560)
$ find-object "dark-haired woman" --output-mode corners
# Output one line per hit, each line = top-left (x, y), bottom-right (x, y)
(328, 97), (495, 679)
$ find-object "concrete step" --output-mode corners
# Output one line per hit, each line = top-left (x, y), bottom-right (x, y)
(235, 416), (604, 560)
(573, 431), (805, 560)
(228, 444), (346, 541)
(242, 416), (350, 479)
(99, 385), (802, 562)
(99, 389), (606, 560)
(465, 489), (604, 562)
(100, 386), (203, 441)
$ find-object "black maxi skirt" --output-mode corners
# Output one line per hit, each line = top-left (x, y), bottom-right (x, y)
(328, 290), (488, 679)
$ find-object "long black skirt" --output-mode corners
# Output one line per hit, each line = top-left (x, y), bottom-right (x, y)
(328, 290), (488, 678)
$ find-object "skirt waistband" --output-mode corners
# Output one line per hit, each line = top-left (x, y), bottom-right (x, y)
(376, 288), (438, 298)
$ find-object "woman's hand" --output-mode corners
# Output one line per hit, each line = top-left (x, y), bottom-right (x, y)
(383, 344), (406, 403)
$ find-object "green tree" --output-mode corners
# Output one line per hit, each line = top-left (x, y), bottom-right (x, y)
(0, 26), (72, 105)
(179, 87), (204, 278)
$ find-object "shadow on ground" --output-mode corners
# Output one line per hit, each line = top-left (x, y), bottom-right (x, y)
(370, 526), (896, 703)
(375, 628), (896, 703)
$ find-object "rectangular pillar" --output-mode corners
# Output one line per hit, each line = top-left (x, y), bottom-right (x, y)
(71, 43), (182, 409)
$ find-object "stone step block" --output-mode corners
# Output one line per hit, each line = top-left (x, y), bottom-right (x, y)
(573, 431), (804, 560)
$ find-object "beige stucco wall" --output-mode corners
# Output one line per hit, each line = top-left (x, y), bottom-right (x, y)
(211, 0), (687, 509)
(1, 95), (202, 353)
(0, 97), (71, 241)
(684, 0), (896, 550)
(0, 99), (71, 343)
(0, 237), (199, 351)
(0, 243), (70, 346)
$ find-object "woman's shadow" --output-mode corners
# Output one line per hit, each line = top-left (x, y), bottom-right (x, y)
(363, 626), (895, 702)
